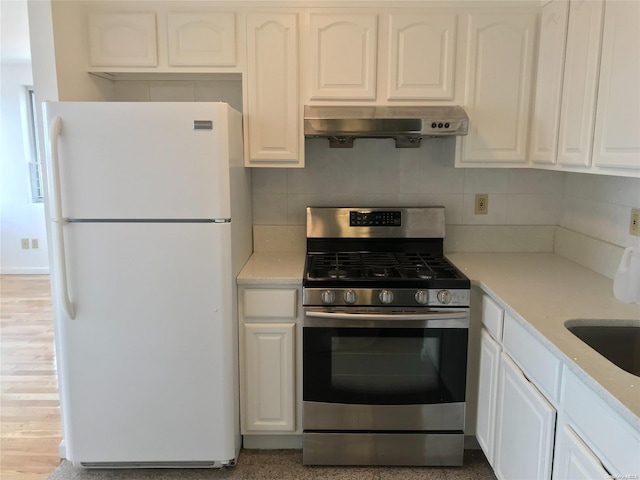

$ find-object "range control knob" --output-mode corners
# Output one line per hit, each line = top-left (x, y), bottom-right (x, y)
(379, 289), (395, 304)
(415, 290), (429, 305)
(344, 289), (357, 304)
(321, 290), (335, 304)
(437, 290), (452, 304)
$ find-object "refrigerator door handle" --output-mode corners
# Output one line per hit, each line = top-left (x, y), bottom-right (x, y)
(49, 116), (76, 320)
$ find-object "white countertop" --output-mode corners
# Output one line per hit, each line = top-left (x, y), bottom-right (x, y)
(237, 252), (306, 284)
(447, 252), (640, 430)
(236, 251), (640, 429)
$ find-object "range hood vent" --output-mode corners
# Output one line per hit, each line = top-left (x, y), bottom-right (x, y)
(304, 105), (469, 148)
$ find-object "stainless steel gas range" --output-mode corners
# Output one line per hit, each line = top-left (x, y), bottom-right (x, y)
(302, 207), (470, 467)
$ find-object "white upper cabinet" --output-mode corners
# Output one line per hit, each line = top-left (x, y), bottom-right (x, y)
(528, 0), (569, 165)
(88, 13), (158, 67)
(386, 13), (457, 100)
(592, 0), (640, 171)
(557, 0), (604, 168)
(308, 13), (378, 100)
(166, 12), (236, 67)
(459, 11), (537, 165)
(245, 13), (301, 167)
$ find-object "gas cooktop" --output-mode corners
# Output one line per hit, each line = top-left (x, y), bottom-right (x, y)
(304, 251), (469, 289)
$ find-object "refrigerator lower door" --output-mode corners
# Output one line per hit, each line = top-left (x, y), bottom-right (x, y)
(54, 221), (236, 466)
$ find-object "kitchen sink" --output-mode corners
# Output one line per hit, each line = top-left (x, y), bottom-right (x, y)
(565, 320), (640, 377)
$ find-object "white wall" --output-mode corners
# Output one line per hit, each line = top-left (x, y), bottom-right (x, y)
(0, 62), (49, 273)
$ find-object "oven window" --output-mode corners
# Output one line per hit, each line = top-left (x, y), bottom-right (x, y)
(304, 327), (467, 405)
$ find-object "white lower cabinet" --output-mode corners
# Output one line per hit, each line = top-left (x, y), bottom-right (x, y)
(476, 290), (640, 480)
(553, 423), (609, 480)
(477, 292), (556, 479)
(494, 353), (556, 480)
(239, 286), (302, 437)
(243, 322), (295, 432)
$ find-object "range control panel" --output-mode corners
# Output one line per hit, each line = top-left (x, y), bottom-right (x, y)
(350, 210), (402, 227)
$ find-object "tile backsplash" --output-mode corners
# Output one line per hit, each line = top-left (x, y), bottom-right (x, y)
(252, 137), (563, 227)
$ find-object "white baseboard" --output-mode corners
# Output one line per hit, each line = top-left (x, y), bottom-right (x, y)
(242, 435), (302, 449)
(0, 267), (50, 274)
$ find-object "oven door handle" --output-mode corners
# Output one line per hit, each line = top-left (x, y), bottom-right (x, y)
(304, 310), (469, 328)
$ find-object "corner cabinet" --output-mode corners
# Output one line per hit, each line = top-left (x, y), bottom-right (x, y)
(238, 286), (302, 437)
(528, 0), (640, 177)
(592, 0), (640, 171)
(245, 13), (303, 167)
(457, 11), (537, 166)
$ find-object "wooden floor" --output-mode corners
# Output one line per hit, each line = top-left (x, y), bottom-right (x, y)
(1, 275), (62, 480)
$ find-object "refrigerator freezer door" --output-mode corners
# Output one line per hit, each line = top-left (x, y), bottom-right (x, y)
(56, 222), (236, 464)
(44, 102), (233, 220)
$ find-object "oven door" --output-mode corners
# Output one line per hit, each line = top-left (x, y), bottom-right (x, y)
(303, 308), (469, 431)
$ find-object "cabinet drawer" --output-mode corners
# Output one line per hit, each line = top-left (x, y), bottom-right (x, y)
(503, 312), (562, 403)
(244, 289), (297, 319)
(482, 294), (504, 341)
(562, 368), (640, 476)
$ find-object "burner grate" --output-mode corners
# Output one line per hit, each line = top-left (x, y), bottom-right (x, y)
(305, 252), (463, 282)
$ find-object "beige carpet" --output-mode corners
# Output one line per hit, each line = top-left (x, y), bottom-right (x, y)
(46, 449), (496, 479)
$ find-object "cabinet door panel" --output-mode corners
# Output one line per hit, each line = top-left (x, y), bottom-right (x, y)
(553, 424), (609, 479)
(246, 14), (299, 164)
(243, 323), (295, 432)
(529, 0), (569, 165)
(88, 13), (157, 67)
(309, 14), (377, 100)
(387, 14), (457, 100)
(593, 0), (640, 170)
(557, 0), (603, 167)
(494, 353), (555, 480)
(476, 329), (501, 466)
(461, 13), (536, 163)
(167, 13), (236, 67)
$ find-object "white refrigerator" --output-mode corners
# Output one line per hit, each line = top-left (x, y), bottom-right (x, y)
(42, 102), (252, 468)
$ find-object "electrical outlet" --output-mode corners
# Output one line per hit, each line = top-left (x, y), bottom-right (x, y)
(21, 238), (30, 249)
(31, 239), (39, 249)
(631, 208), (640, 237)
(475, 194), (489, 215)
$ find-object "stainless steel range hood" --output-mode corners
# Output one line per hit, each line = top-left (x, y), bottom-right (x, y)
(304, 105), (469, 148)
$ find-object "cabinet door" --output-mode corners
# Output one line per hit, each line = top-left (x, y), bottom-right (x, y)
(246, 13), (300, 166)
(243, 323), (295, 432)
(308, 13), (377, 100)
(387, 13), (457, 100)
(476, 329), (501, 466)
(592, 0), (640, 171)
(167, 12), (236, 67)
(88, 13), (157, 67)
(461, 12), (537, 164)
(528, 0), (569, 165)
(553, 424), (609, 479)
(494, 353), (556, 480)
(557, 0), (604, 167)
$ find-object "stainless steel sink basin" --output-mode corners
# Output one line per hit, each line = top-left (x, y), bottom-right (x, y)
(565, 320), (640, 377)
